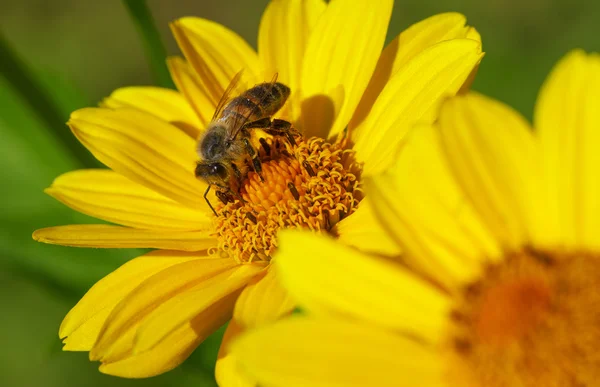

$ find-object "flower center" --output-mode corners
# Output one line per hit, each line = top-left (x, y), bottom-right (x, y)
(212, 135), (362, 263)
(449, 249), (600, 386)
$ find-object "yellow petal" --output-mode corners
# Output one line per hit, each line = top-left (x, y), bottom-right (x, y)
(438, 93), (550, 249)
(167, 56), (216, 129)
(68, 107), (208, 210)
(351, 12), (478, 128)
(59, 250), (203, 351)
(258, 0), (326, 121)
(466, 25), (481, 41)
(233, 265), (295, 328)
(217, 355), (256, 387)
(99, 292), (239, 378)
(276, 230), (451, 344)
(352, 39), (484, 176)
(45, 169), (211, 231)
(101, 86), (202, 138)
(334, 198), (402, 257)
(91, 257), (243, 362)
(535, 50), (600, 249)
(232, 317), (445, 387)
(299, 0), (393, 139)
(171, 17), (260, 108)
(366, 125), (501, 290)
(216, 319), (258, 387)
(32, 224), (217, 251)
(134, 263), (264, 353)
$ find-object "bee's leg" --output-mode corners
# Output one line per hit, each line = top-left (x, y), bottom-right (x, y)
(243, 118), (274, 154)
(242, 137), (264, 182)
(243, 118), (298, 146)
(215, 190), (234, 205)
(231, 163), (244, 189)
(302, 160), (316, 177)
(217, 184), (245, 206)
(242, 117), (271, 130)
(246, 212), (258, 224)
(259, 137), (271, 155)
(265, 119), (297, 146)
(230, 188), (246, 204)
(204, 185), (218, 216)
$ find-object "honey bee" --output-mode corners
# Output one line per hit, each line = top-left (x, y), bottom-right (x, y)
(195, 72), (296, 215)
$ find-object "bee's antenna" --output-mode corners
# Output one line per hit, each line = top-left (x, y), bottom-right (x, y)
(204, 185), (217, 216)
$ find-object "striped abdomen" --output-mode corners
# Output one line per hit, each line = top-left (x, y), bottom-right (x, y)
(221, 82), (290, 123)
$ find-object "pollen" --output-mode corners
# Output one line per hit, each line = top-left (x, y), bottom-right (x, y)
(449, 249), (600, 386)
(213, 135), (362, 263)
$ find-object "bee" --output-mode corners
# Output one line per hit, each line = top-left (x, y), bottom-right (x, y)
(195, 72), (296, 215)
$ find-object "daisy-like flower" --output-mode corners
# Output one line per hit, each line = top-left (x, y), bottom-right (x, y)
(33, 0), (483, 381)
(231, 50), (600, 386)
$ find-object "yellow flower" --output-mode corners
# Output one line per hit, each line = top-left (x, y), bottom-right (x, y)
(231, 50), (600, 386)
(32, 0), (483, 381)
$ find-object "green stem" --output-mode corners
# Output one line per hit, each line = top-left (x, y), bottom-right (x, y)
(123, 0), (175, 89)
(0, 34), (98, 168)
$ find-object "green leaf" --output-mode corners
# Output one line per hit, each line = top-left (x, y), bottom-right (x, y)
(1, 272), (217, 387)
(183, 324), (226, 378)
(0, 70), (218, 383)
(0, 33), (100, 168)
(122, 0), (175, 89)
(0, 72), (137, 296)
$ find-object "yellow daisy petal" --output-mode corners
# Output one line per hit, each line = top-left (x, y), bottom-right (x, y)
(351, 12), (479, 128)
(535, 50), (600, 249)
(352, 39), (484, 176)
(171, 17), (260, 108)
(216, 319), (257, 387)
(438, 93), (550, 249)
(68, 107), (208, 210)
(216, 353), (256, 387)
(299, 0), (393, 139)
(366, 125), (501, 289)
(91, 257), (241, 362)
(45, 169), (211, 231)
(167, 56), (216, 129)
(32, 225), (217, 251)
(276, 230), (451, 343)
(134, 263), (265, 354)
(59, 250), (202, 351)
(101, 86), (201, 138)
(99, 292), (239, 378)
(232, 317), (445, 387)
(258, 0), (326, 121)
(334, 198), (402, 257)
(233, 265), (295, 328)
(466, 25), (481, 41)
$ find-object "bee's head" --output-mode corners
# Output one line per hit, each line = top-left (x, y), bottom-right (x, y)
(195, 162), (229, 183)
(198, 125), (229, 160)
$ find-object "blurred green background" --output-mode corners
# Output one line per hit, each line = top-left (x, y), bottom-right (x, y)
(0, 0), (598, 386)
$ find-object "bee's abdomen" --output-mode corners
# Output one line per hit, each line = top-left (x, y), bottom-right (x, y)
(223, 82), (290, 122)
(246, 82), (290, 116)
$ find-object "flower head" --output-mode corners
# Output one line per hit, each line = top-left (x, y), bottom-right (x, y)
(231, 50), (600, 386)
(33, 0), (482, 380)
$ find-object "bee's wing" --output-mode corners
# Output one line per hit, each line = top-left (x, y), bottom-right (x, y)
(229, 73), (279, 141)
(266, 72), (278, 85)
(211, 70), (245, 122)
